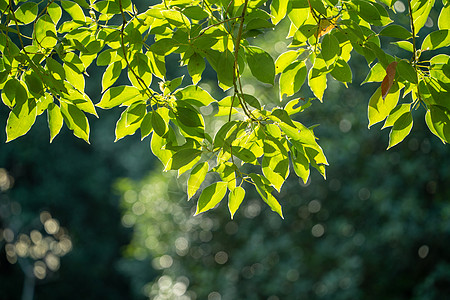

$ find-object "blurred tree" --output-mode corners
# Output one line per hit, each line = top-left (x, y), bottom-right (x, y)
(117, 49), (450, 299)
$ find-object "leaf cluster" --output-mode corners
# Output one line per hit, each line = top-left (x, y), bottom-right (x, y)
(0, 0), (449, 217)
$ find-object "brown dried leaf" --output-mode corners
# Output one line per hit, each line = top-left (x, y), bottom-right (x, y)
(381, 61), (398, 100)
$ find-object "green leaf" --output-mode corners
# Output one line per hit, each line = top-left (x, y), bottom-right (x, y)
(187, 162), (209, 200)
(245, 46), (275, 84)
(140, 112), (153, 140)
(129, 53), (152, 90)
(125, 103), (146, 126)
(194, 181), (228, 215)
(362, 62), (385, 84)
(382, 103), (412, 129)
(284, 98), (312, 115)
(292, 145), (310, 184)
(6, 100), (37, 142)
(102, 61), (124, 92)
(349, 0), (381, 24)
(242, 94), (261, 110)
(270, 0), (289, 24)
(149, 38), (177, 56)
(426, 105), (450, 143)
(396, 60), (418, 84)
(175, 85), (216, 107)
(115, 108), (140, 141)
(168, 148), (202, 170)
(187, 53), (205, 85)
(275, 50), (299, 74)
(47, 3), (62, 25)
(379, 24), (412, 40)
(279, 60), (307, 99)
(249, 173), (283, 218)
(330, 59), (352, 83)
(421, 29), (450, 52)
(391, 41), (414, 52)
(321, 34), (340, 67)
(97, 86), (143, 109)
(262, 137), (289, 192)
(214, 162), (237, 190)
(63, 61), (85, 92)
(368, 83), (400, 128)
(1, 78), (28, 108)
(206, 50), (234, 90)
(61, 0), (86, 22)
(308, 72), (327, 102)
(151, 110), (167, 137)
(47, 102), (63, 143)
(162, 76), (183, 95)
(228, 186), (245, 219)
(182, 6), (209, 20)
(411, 0), (435, 34)
(387, 111), (413, 149)
(14, 2), (38, 25)
(438, 5), (450, 30)
(34, 15), (58, 48)
(60, 102), (90, 143)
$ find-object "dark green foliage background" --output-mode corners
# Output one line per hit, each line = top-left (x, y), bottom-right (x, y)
(116, 61), (450, 299)
(1, 0), (450, 298)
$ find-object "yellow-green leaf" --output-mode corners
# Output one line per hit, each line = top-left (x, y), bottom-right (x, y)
(194, 181), (228, 215)
(187, 162), (209, 200)
(6, 100), (37, 142)
(228, 186), (245, 219)
(47, 102), (63, 143)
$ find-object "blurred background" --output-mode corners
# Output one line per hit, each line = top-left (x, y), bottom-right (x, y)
(1, 0), (450, 299)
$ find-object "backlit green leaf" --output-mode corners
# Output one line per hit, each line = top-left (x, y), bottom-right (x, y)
(396, 60), (418, 84)
(168, 148), (202, 170)
(140, 112), (153, 140)
(270, 0), (289, 24)
(438, 5), (450, 30)
(115, 108), (140, 141)
(249, 173), (283, 218)
(280, 60), (306, 99)
(379, 24), (412, 40)
(245, 46), (275, 84)
(368, 83), (400, 128)
(34, 15), (57, 48)
(228, 186), (245, 219)
(421, 29), (450, 52)
(387, 111), (413, 149)
(47, 102), (63, 143)
(308, 71), (327, 102)
(321, 34), (340, 67)
(14, 2), (38, 25)
(275, 50), (299, 74)
(97, 86), (143, 109)
(152, 110), (167, 137)
(187, 53), (205, 85)
(60, 102), (90, 143)
(426, 105), (450, 143)
(330, 59), (352, 83)
(187, 162), (209, 200)
(195, 181), (228, 215)
(2, 78), (27, 108)
(6, 100), (37, 142)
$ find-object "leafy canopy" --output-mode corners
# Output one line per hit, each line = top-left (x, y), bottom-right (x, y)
(1, 0), (449, 218)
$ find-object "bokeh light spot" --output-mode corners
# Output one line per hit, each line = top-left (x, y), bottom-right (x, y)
(214, 251), (228, 264)
(312, 224), (325, 237)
